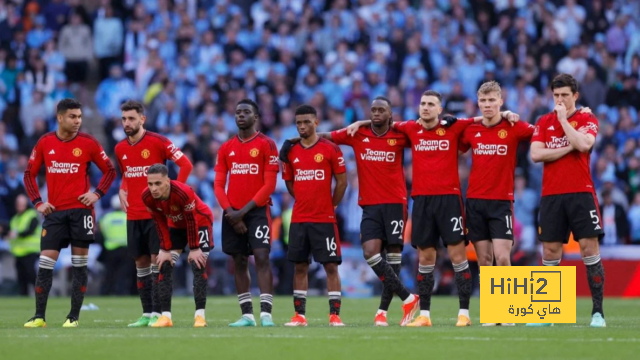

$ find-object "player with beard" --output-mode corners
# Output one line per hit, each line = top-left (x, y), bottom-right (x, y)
(280, 97), (419, 326)
(214, 99), (279, 327)
(347, 91), (519, 327)
(114, 100), (193, 327)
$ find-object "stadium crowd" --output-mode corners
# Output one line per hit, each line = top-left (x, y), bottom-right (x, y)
(0, 0), (639, 297)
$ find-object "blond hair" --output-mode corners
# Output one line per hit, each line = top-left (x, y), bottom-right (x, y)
(477, 81), (502, 98)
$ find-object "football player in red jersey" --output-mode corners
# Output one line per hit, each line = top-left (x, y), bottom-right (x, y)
(346, 91), (519, 327)
(529, 74), (606, 328)
(281, 105), (348, 327)
(281, 97), (420, 326)
(23, 99), (116, 328)
(214, 99), (278, 327)
(115, 100), (193, 327)
(142, 164), (213, 328)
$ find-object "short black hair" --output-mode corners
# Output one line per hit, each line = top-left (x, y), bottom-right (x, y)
(120, 100), (145, 114)
(295, 104), (317, 117)
(373, 96), (392, 107)
(551, 73), (579, 94)
(421, 90), (443, 103)
(56, 98), (82, 115)
(147, 164), (169, 176)
(237, 98), (260, 115)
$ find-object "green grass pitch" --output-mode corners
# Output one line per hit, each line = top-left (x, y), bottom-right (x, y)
(1, 296), (639, 360)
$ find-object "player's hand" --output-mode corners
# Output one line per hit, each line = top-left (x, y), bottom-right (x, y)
(78, 192), (99, 207)
(118, 189), (129, 213)
(233, 220), (248, 234)
(503, 111), (520, 125)
(156, 251), (174, 267)
(36, 202), (55, 216)
(279, 139), (294, 163)
(346, 121), (366, 136)
(225, 207), (244, 225)
(554, 103), (567, 121)
(580, 107), (592, 114)
(188, 248), (207, 269)
(440, 114), (458, 127)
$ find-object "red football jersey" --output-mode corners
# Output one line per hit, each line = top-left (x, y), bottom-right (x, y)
(331, 126), (408, 206)
(142, 180), (213, 250)
(282, 138), (346, 223)
(460, 120), (535, 200)
(115, 131), (187, 220)
(214, 132), (279, 209)
(24, 132), (116, 210)
(531, 111), (599, 196)
(394, 119), (473, 197)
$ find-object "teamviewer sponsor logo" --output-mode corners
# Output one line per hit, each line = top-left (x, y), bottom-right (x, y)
(166, 213), (183, 222)
(360, 149), (396, 162)
(414, 139), (450, 151)
(230, 162), (259, 175)
(545, 136), (570, 149)
(294, 169), (325, 181)
(125, 165), (150, 178)
(47, 161), (80, 174)
(269, 155), (278, 165)
(473, 144), (508, 156)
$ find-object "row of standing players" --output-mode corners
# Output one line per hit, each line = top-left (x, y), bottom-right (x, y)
(21, 74), (606, 329)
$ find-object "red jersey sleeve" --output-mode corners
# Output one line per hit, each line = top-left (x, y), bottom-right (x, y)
(175, 185), (200, 249)
(281, 160), (293, 181)
(213, 144), (231, 209)
(114, 145), (128, 191)
(331, 146), (346, 175)
(578, 114), (599, 138)
(264, 138), (280, 173)
(452, 118), (476, 134)
(24, 137), (45, 206)
(89, 138), (116, 198)
(142, 190), (171, 251)
(330, 128), (354, 146)
(392, 121), (412, 134)
(161, 136), (192, 183)
(459, 130), (471, 153)
(531, 117), (547, 144)
(516, 121), (536, 141)
(252, 139), (279, 205)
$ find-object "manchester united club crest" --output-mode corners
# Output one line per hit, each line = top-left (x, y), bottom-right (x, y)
(387, 139), (397, 146)
(171, 205), (179, 211)
(314, 154), (324, 163)
(72, 148), (82, 157)
(141, 149), (151, 159)
(498, 129), (508, 139)
(436, 128), (446, 136)
(250, 148), (260, 157)
(570, 121), (578, 128)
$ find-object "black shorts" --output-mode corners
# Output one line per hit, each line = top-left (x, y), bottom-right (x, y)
(411, 195), (467, 248)
(360, 203), (407, 248)
(288, 222), (342, 264)
(168, 226), (213, 253)
(538, 193), (604, 243)
(222, 206), (272, 256)
(41, 208), (95, 251)
(466, 199), (514, 242)
(127, 219), (160, 258)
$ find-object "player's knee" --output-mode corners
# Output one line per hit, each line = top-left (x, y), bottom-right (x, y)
(253, 252), (270, 271)
(362, 247), (378, 260)
(323, 263), (338, 276)
(578, 238), (599, 257)
(135, 255), (151, 268)
(494, 253), (510, 266)
(542, 245), (562, 260)
(417, 247), (436, 265)
(478, 251), (493, 266)
(294, 263), (308, 275)
(233, 255), (249, 269)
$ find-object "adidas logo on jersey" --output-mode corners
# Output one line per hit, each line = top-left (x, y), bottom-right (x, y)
(330, 251), (336, 256)
(87, 230), (93, 235)
(475, 132), (481, 137)
(263, 239), (269, 244)
(548, 126), (555, 130)
(363, 137), (370, 142)
(230, 151), (235, 156)
(418, 130), (424, 134)
(49, 149), (55, 154)
(122, 155), (127, 160)
(595, 224), (602, 230)
(294, 158), (300, 163)
(506, 229), (512, 235)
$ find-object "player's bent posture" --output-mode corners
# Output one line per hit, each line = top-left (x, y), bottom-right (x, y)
(115, 100), (193, 327)
(282, 97), (419, 326)
(281, 105), (348, 327)
(214, 99), (278, 327)
(528, 74), (606, 328)
(459, 82), (532, 326)
(142, 164), (213, 328)
(23, 99), (116, 328)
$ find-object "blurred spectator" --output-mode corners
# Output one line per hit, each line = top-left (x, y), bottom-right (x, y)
(99, 196), (132, 295)
(7, 194), (40, 296)
(94, 6), (123, 80)
(600, 189), (630, 245)
(59, 12), (92, 86)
